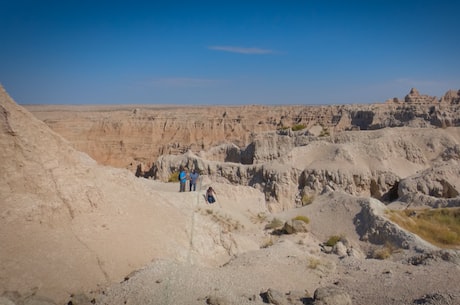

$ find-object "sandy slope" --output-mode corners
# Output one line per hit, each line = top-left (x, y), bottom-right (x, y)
(93, 191), (460, 305)
(0, 86), (268, 303)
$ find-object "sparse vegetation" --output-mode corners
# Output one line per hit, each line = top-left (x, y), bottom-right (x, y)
(200, 209), (243, 232)
(372, 247), (392, 260)
(301, 194), (315, 206)
(293, 215), (310, 224)
(168, 171), (179, 182)
(387, 207), (460, 248)
(277, 124), (307, 132)
(308, 257), (321, 269)
(291, 123), (306, 131)
(235, 221), (243, 230)
(261, 237), (274, 248)
(325, 235), (342, 247)
(250, 212), (268, 224)
(319, 127), (330, 137)
(265, 218), (284, 230)
(370, 242), (399, 260)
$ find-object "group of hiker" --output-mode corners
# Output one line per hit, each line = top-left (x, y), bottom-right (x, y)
(178, 168), (199, 192)
(178, 167), (217, 204)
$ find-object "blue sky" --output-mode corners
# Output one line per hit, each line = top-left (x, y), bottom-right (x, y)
(1, 0), (459, 105)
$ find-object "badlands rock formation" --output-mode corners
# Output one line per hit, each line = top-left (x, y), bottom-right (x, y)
(25, 89), (460, 211)
(0, 86), (268, 303)
(2, 84), (460, 305)
(25, 88), (460, 171)
(159, 126), (460, 212)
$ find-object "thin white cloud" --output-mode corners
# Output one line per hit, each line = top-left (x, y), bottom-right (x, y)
(149, 77), (222, 88)
(208, 45), (274, 54)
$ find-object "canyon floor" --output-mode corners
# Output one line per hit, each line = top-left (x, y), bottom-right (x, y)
(1, 85), (460, 305)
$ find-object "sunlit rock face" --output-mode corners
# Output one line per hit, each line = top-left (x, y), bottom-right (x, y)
(25, 88), (460, 173)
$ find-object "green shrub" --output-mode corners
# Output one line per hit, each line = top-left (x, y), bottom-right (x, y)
(250, 212), (268, 224)
(265, 218), (284, 230)
(301, 194), (314, 206)
(291, 123), (306, 131)
(369, 241), (399, 260)
(325, 235), (341, 247)
(168, 171), (179, 182)
(293, 215), (310, 224)
(308, 257), (321, 269)
(261, 237), (274, 248)
(278, 126), (290, 131)
(372, 247), (392, 260)
(319, 127), (330, 137)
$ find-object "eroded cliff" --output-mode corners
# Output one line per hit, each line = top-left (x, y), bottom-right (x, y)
(25, 89), (460, 174)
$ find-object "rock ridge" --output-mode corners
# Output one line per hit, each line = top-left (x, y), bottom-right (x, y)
(25, 88), (460, 171)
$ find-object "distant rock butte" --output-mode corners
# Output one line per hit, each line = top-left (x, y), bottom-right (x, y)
(25, 88), (460, 172)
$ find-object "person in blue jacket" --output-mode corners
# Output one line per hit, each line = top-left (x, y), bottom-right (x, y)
(179, 168), (187, 192)
(189, 169), (199, 191)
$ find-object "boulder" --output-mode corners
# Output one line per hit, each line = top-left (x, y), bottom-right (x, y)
(398, 162), (460, 202)
(283, 219), (309, 234)
(413, 292), (458, 305)
(205, 295), (231, 305)
(332, 241), (348, 257)
(354, 198), (437, 251)
(313, 286), (352, 305)
(261, 289), (288, 305)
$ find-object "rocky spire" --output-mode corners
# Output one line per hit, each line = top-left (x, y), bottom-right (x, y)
(405, 87), (437, 104)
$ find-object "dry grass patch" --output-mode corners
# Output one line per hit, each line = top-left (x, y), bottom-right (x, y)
(277, 124), (306, 132)
(372, 247), (392, 260)
(325, 235), (342, 247)
(168, 171), (179, 182)
(308, 257), (321, 269)
(370, 242), (399, 260)
(387, 207), (460, 248)
(261, 237), (274, 248)
(199, 208), (243, 231)
(301, 194), (315, 206)
(293, 215), (310, 224)
(265, 218), (284, 230)
(250, 211), (268, 224)
(319, 126), (330, 137)
(291, 123), (307, 131)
